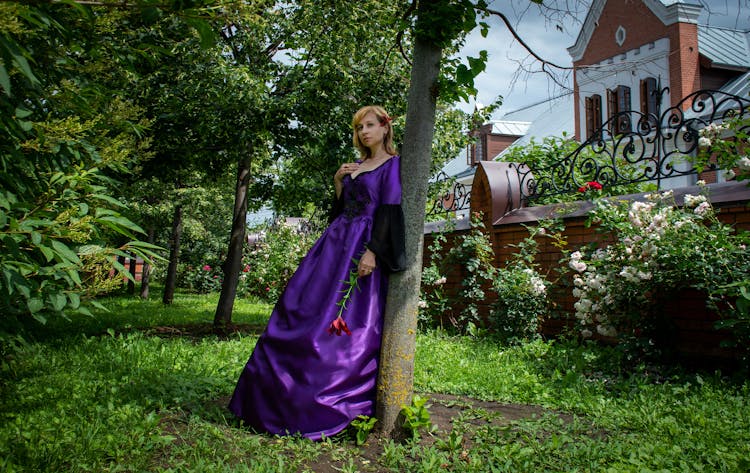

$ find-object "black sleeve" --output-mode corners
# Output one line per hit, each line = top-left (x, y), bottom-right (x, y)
(329, 192), (344, 224)
(367, 204), (406, 273)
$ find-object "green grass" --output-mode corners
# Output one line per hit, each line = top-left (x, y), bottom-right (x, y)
(1, 290), (749, 472)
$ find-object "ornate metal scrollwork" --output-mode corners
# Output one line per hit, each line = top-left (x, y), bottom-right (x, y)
(426, 170), (471, 217)
(516, 87), (750, 204)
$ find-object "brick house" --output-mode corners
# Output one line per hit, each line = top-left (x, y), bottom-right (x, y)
(570, 0), (749, 143)
(447, 0), (750, 194)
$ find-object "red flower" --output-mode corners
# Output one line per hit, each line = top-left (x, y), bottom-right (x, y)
(578, 181), (603, 193)
(202, 264), (211, 271)
(243, 264), (250, 272)
(327, 316), (352, 336)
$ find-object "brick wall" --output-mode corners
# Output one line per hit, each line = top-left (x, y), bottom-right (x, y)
(424, 161), (750, 366)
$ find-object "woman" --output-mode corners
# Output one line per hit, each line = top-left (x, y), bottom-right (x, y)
(228, 105), (406, 440)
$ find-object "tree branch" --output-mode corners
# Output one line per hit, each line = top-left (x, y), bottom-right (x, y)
(485, 7), (573, 71)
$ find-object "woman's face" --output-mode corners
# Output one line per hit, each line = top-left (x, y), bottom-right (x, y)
(356, 112), (388, 149)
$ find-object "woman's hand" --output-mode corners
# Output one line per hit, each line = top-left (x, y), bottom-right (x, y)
(334, 162), (360, 182)
(334, 162), (359, 197)
(357, 249), (377, 278)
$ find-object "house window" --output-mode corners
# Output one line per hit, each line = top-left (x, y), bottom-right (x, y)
(585, 94), (603, 140)
(640, 77), (658, 115)
(607, 85), (631, 135)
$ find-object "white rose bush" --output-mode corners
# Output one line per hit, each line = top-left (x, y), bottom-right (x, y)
(420, 214), (559, 342)
(569, 187), (750, 360)
(693, 115), (750, 182)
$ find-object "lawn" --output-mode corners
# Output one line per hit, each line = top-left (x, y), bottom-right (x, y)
(1, 290), (749, 472)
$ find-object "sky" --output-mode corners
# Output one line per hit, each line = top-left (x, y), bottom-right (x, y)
(458, 0), (750, 119)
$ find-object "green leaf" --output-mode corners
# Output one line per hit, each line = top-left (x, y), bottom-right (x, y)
(31, 231), (42, 245)
(67, 269), (82, 286)
(0, 62), (10, 96)
(112, 260), (134, 282)
(39, 245), (54, 262)
(0, 192), (10, 210)
(50, 293), (67, 311)
(68, 292), (80, 310)
(27, 297), (44, 314)
(140, 6), (161, 24)
(15, 280), (31, 299)
(90, 300), (108, 311)
(51, 240), (80, 264)
(99, 215), (145, 234)
(77, 244), (104, 256)
(185, 17), (218, 49)
(3, 236), (21, 257)
(11, 50), (39, 85)
(76, 305), (92, 316)
(14, 106), (33, 119)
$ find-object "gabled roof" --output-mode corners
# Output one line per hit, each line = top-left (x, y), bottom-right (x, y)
(568, 0), (703, 62)
(698, 25), (750, 70)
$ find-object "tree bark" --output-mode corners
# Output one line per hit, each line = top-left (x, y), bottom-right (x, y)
(127, 252), (137, 295)
(214, 155), (252, 329)
(162, 205), (182, 305)
(375, 31), (442, 437)
(140, 227), (155, 299)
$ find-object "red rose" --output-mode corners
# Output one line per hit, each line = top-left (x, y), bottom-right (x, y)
(327, 316), (352, 336)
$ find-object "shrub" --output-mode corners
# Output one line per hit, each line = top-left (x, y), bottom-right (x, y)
(420, 213), (557, 341)
(238, 220), (320, 302)
(691, 114), (750, 183)
(181, 263), (223, 294)
(568, 186), (750, 361)
(489, 224), (556, 343)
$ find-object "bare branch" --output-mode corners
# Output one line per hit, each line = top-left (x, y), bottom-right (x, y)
(485, 7), (573, 72)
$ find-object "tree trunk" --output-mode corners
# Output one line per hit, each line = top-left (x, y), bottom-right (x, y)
(127, 252), (137, 295)
(214, 155), (252, 329)
(162, 205), (182, 305)
(140, 227), (155, 299)
(375, 31), (442, 437)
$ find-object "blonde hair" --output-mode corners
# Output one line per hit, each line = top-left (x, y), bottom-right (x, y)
(352, 105), (397, 159)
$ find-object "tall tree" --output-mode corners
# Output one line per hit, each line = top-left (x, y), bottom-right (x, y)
(212, 0), (413, 327)
(375, 0), (553, 438)
(0, 2), (163, 325)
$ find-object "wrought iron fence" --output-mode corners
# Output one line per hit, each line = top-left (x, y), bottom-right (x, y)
(426, 170), (471, 218)
(513, 87), (750, 203)
(426, 86), (749, 217)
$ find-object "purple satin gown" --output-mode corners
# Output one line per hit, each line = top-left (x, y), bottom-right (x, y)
(229, 156), (403, 440)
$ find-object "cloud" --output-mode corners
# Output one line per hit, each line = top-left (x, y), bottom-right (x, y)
(457, 0), (750, 118)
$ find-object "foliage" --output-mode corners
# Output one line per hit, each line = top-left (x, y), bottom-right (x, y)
(489, 224), (555, 344)
(500, 134), (654, 205)
(691, 114), (750, 183)
(265, 0), (412, 217)
(419, 223), (453, 330)
(400, 394), (434, 440)
(3, 292), (749, 472)
(421, 214), (555, 341)
(179, 263), (223, 294)
(238, 220), (321, 302)
(0, 3), (166, 325)
(445, 213), (496, 332)
(348, 415), (377, 446)
(568, 187), (750, 362)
